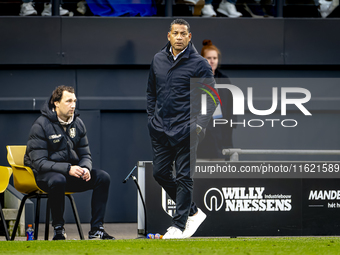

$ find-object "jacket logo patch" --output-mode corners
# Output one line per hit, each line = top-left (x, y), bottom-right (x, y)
(69, 128), (76, 138)
(49, 134), (61, 139)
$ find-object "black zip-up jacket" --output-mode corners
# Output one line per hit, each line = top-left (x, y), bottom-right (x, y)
(147, 41), (217, 146)
(24, 97), (92, 177)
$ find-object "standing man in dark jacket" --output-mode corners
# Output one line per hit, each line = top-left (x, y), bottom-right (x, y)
(147, 19), (217, 239)
(24, 85), (114, 240)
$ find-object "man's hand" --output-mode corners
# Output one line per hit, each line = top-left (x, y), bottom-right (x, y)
(82, 168), (91, 182)
(69, 166), (91, 181)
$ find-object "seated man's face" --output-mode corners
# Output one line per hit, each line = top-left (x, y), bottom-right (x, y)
(54, 91), (77, 122)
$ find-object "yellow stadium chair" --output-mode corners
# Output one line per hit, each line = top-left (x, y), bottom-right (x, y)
(0, 166), (12, 241)
(7, 145), (84, 240)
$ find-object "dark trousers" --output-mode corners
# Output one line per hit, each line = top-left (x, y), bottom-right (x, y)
(36, 169), (110, 230)
(151, 134), (198, 231)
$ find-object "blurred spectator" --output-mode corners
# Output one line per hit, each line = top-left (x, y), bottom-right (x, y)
(202, 0), (242, 17)
(20, 0), (70, 16)
(243, 0), (275, 18)
(201, 0), (274, 18)
(77, 0), (87, 15)
(197, 40), (237, 160)
(317, 0), (339, 17)
(87, 0), (156, 16)
(182, 0), (205, 16)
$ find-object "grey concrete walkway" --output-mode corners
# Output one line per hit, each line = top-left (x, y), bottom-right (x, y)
(0, 223), (139, 241)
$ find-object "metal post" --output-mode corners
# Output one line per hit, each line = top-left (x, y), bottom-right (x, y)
(0, 202), (10, 240)
(276, 0), (283, 17)
(230, 152), (239, 162)
(52, 0), (60, 16)
(45, 198), (50, 240)
(222, 149), (241, 161)
(67, 195), (85, 240)
(34, 196), (40, 240)
(165, 0), (173, 17)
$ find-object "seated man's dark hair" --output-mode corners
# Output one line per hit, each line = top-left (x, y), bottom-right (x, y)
(50, 85), (75, 106)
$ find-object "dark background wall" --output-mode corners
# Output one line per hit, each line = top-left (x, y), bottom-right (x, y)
(0, 17), (339, 223)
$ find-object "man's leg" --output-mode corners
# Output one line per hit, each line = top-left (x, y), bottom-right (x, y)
(36, 172), (67, 240)
(152, 134), (203, 238)
(37, 169), (113, 240)
(36, 172), (67, 227)
(88, 169), (110, 230)
(63, 169), (112, 237)
(151, 134), (198, 217)
(172, 135), (198, 231)
(173, 132), (207, 239)
(64, 169), (113, 239)
(151, 136), (177, 202)
(151, 135), (189, 238)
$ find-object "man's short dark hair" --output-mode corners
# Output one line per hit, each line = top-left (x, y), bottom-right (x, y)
(169, 19), (191, 33)
(50, 85), (75, 106)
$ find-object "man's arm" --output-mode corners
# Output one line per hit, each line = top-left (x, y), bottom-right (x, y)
(196, 60), (218, 129)
(27, 123), (71, 175)
(75, 119), (92, 171)
(146, 60), (157, 119)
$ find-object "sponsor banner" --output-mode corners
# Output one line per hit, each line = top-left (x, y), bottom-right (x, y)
(164, 186), (293, 213)
(302, 179), (340, 235)
(143, 162), (303, 236)
(203, 187), (292, 212)
(192, 178), (301, 236)
(142, 162), (340, 236)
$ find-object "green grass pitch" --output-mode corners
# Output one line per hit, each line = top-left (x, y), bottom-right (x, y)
(1, 237), (340, 255)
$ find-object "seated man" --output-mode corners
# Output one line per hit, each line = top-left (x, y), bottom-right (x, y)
(24, 85), (114, 240)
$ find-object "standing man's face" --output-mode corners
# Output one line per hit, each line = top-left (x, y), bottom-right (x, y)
(167, 24), (192, 56)
(54, 91), (76, 122)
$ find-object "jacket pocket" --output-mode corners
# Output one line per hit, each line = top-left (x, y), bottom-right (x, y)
(148, 116), (165, 140)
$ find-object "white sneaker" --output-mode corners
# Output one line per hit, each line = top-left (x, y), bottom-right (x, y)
(201, 4), (217, 17)
(41, 3), (70, 16)
(162, 226), (183, 239)
(217, 0), (242, 18)
(19, 2), (37, 16)
(319, 0), (339, 18)
(77, 1), (87, 15)
(182, 208), (206, 238)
